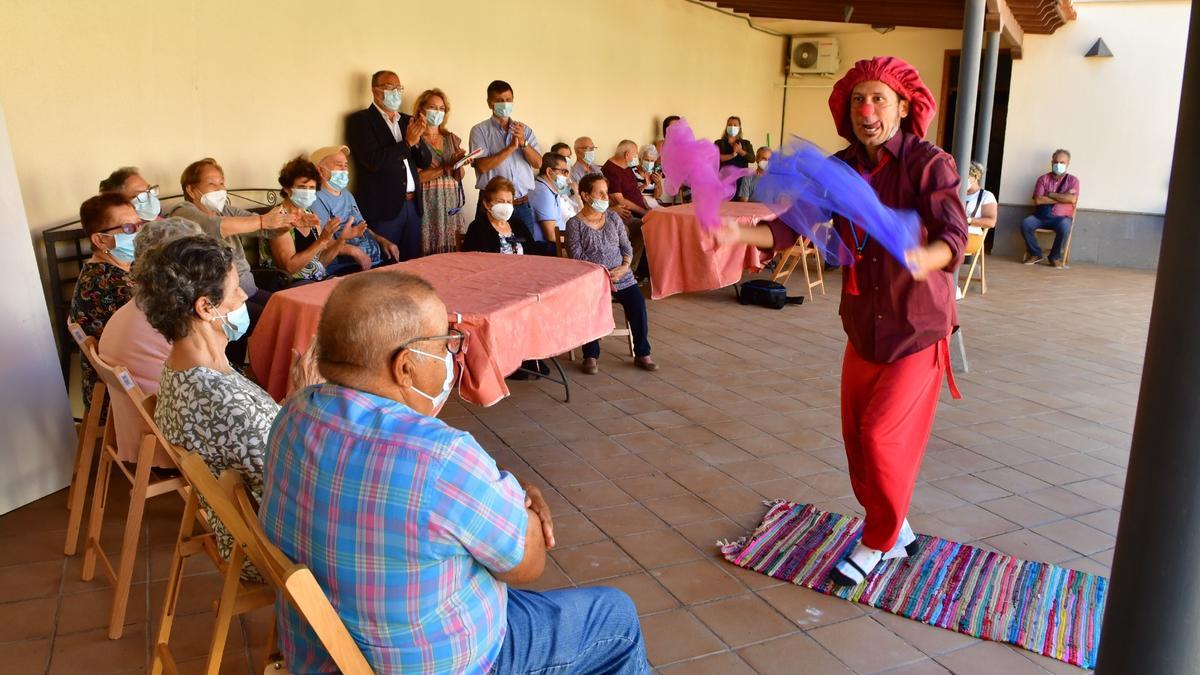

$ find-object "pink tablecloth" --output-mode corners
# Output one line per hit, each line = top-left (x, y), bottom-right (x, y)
(248, 253), (615, 407)
(642, 202), (775, 300)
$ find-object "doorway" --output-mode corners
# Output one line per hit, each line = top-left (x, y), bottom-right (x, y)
(939, 50), (1013, 252)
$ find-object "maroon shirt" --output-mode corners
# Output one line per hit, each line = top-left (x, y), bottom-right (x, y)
(768, 131), (968, 364)
(601, 160), (649, 211)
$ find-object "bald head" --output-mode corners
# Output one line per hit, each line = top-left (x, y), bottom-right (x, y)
(613, 139), (638, 166)
(317, 271), (443, 380)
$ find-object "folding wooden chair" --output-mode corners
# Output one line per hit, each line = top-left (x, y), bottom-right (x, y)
(160, 452), (374, 674)
(78, 337), (188, 639)
(64, 322), (107, 556)
(114, 389), (275, 675)
(770, 236), (826, 301)
(960, 230), (988, 295)
(1035, 217), (1076, 266)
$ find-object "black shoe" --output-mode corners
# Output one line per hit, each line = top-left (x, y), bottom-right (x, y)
(905, 540), (920, 557)
(536, 360), (550, 376)
(829, 567), (858, 587)
(508, 369), (535, 381)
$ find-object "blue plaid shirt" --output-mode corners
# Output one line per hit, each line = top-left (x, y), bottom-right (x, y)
(260, 384), (528, 674)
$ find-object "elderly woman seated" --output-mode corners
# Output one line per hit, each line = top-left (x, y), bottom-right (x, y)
(99, 217), (204, 466)
(70, 193), (141, 408)
(262, 156), (369, 282)
(633, 144), (664, 209)
(462, 176), (555, 256)
(566, 175), (656, 374)
(169, 157), (300, 364)
(134, 235), (319, 579)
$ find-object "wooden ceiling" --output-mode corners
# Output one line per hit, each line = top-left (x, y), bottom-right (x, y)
(713, 0), (1075, 46)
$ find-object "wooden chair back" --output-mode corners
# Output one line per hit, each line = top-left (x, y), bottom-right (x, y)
(454, 231), (466, 252)
(553, 228), (569, 258)
(174, 453), (373, 674)
(63, 321), (107, 555)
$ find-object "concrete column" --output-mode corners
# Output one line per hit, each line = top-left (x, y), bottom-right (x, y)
(1096, 1), (1200, 671)
(952, 0), (985, 197)
(974, 31), (1001, 170)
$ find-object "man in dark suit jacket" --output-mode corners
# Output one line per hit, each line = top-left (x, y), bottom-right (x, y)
(345, 70), (433, 261)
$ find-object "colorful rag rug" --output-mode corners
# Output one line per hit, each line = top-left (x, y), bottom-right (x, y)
(721, 501), (1107, 669)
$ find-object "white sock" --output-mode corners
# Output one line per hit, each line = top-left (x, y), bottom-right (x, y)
(881, 519), (916, 561)
(834, 542), (882, 585)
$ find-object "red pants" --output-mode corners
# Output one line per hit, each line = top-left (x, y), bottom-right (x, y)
(841, 339), (950, 551)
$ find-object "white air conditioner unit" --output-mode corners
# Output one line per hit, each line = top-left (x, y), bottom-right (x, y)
(788, 37), (839, 76)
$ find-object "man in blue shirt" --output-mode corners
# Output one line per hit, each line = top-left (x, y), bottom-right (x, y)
(260, 271), (648, 675)
(469, 80), (542, 240)
(310, 145), (399, 274)
(529, 152), (573, 245)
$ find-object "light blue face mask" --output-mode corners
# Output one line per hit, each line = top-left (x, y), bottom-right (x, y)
(409, 347), (455, 412)
(290, 188), (317, 210)
(214, 303), (250, 342)
(1052, 162), (1067, 175)
(382, 89), (402, 111)
(493, 101), (513, 118)
(626, 156), (638, 169)
(426, 109), (446, 127)
(554, 175), (568, 191)
(642, 160), (656, 172)
(327, 170), (350, 191)
(591, 199), (609, 213)
(583, 150), (596, 164)
(133, 192), (160, 221)
(110, 232), (137, 264)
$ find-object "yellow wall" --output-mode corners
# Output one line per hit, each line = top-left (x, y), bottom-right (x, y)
(0, 0), (786, 233)
(780, 28), (964, 153)
(999, 0), (1188, 213)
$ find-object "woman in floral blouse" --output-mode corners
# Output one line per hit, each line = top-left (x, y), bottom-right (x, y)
(70, 193), (141, 408)
(133, 235), (320, 580)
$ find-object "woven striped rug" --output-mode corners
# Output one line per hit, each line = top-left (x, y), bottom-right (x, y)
(720, 501), (1107, 669)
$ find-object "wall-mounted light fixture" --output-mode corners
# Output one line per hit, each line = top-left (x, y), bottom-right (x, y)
(1085, 38), (1113, 58)
(872, 24), (896, 35)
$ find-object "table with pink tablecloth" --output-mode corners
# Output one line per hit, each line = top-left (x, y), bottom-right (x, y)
(642, 202), (775, 300)
(248, 253), (615, 406)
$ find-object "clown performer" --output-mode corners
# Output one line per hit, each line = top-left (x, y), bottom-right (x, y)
(719, 56), (967, 586)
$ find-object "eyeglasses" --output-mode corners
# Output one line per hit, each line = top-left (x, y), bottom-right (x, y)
(390, 328), (467, 361)
(132, 185), (159, 203)
(373, 84), (405, 92)
(549, 167), (569, 176)
(102, 222), (141, 234)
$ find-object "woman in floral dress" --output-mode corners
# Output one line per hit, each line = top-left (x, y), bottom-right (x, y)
(415, 88), (470, 255)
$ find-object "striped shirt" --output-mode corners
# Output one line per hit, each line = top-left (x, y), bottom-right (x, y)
(260, 384), (528, 674)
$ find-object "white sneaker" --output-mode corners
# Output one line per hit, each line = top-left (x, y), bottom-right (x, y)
(955, 286), (964, 301)
(882, 519), (917, 561)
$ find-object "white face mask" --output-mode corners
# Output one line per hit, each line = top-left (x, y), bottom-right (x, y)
(409, 347), (455, 412)
(490, 202), (514, 222)
(200, 189), (228, 213)
(758, 159), (769, 171)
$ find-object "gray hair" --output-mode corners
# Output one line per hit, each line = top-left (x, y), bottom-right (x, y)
(317, 271), (438, 376)
(133, 235), (235, 343)
(99, 166), (140, 193)
(616, 139), (638, 155)
(639, 144), (658, 160)
(133, 217), (204, 260)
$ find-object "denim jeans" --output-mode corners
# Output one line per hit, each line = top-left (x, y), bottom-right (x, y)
(583, 284), (650, 359)
(1020, 214), (1072, 261)
(492, 586), (649, 675)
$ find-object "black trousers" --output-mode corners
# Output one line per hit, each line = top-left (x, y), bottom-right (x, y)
(583, 285), (650, 359)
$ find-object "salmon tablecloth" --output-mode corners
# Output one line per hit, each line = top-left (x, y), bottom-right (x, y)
(248, 253), (615, 407)
(642, 202), (775, 300)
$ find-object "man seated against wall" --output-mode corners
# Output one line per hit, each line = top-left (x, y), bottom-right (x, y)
(1020, 149), (1079, 268)
(736, 146), (772, 202)
(99, 166), (162, 221)
(309, 144), (400, 273)
(259, 271), (649, 674)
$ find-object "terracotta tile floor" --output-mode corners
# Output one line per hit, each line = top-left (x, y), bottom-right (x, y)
(1, 258), (1151, 673)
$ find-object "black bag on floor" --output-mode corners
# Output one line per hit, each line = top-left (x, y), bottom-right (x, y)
(734, 280), (804, 310)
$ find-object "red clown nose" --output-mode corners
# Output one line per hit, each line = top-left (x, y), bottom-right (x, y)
(857, 103), (875, 118)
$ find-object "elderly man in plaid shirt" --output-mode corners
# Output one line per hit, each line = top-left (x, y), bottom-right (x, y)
(260, 271), (648, 675)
